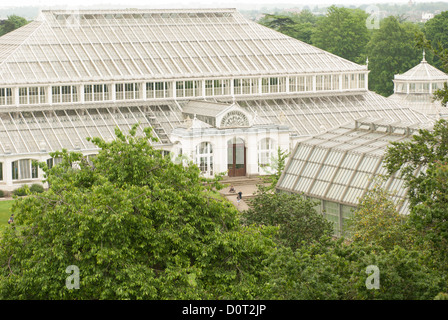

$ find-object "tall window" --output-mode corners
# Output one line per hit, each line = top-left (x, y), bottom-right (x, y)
(358, 74), (365, 89)
(342, 74), (350, 90)
(0, 88), (13, 105)
(11, 159), (38, 180)
(350, 74), (357, 89)
(0, 162), (3, 181)
(258, 138), (276, 173)
(324, 75), (331, 90)
(316, 75), (323, 91)
(332, 75), (340, 90)
(261, 78), (269, 93)
(195, 142), (213, 176)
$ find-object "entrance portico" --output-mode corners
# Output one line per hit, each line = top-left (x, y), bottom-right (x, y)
(170, 103), (290, 178)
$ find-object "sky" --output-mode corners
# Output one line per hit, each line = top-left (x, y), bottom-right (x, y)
(0, 0), (441, 10)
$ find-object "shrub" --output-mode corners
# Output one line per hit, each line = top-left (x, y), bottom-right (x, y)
(12, 187), (27, 197)
(29, 184), (44, 194)
(0, 190), (4, 198)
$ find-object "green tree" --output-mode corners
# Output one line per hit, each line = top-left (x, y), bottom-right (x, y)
(384, 119), (448, 252)
(258, 146), (289, 192)
(311, 5), (370, 63)
(0, 125), (277, 299)
(417, 25), (448, 107)
(258, 10), (319, 44)
(260, 239), (444, 300)
(242, 191), (333, 250)
(0, 15), (29, 37)
(347, 179), (410, 250)
(366, 16), (423, 96)
(424, 11), (448, 70)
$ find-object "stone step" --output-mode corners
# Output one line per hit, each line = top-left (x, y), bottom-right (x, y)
(221, 176), (266, 186)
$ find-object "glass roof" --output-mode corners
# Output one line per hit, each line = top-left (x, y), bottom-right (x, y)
(0, 9), (366, 85)
(0, 104), (182, 155)
(277, 119), (430, 214)
(394, 58), (448, 81)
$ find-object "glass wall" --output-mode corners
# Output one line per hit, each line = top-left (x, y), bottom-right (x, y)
(324, 200), (340, 236)
(176, 80), (202, 98)
(234, 78), (259, 95)
(52, 85), (78, 103)
(261, 77), (286, 94)
(19, 87), (46, 105)
(205, 79), (231, 96)
(85, 84), (110, 101)
(116, 83), (140, 100)
(10, 73), (368, 106)
(146, 81), (172, 99)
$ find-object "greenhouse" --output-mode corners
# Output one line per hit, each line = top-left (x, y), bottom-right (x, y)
(276, 118), (433, 235)
(0, 8), (431, 191)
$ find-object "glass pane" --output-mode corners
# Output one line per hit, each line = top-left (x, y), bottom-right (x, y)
(235, 145), (244, 168)
(227, 145), (233, 169)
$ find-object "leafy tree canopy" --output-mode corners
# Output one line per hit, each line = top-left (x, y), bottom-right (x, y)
(366, 16), (424, 96)
(424, 10), (448, 70)
(242, 191), (333, 250)
(347, 179), (410, 250)
(0, 15), (29, 37)
(384, 119), (448, 251)
(311, 5), (370, 63)
(0, 125), (277, 299)
(260, 239), (444, 300)
(258, 10), (320, 44)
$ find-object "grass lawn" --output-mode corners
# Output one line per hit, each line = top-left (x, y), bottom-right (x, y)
(0, 200), (14, 228)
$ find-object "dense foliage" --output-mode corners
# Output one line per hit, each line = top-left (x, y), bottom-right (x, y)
(0, 15), (29, 37)
(258, 10), (319, 44)
(0, 125), (277, 299)
(311, 6), (370, 64)
(366, 16), (423, 96)
(242, 192), (333, 250)
(385, 119), (448, 252)
(424, 10), (448, 69)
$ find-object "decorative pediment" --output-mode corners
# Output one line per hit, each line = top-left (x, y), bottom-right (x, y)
(220, 110), (249, 128)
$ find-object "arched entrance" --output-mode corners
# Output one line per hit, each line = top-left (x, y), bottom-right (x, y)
(227, 138), (246, 177)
